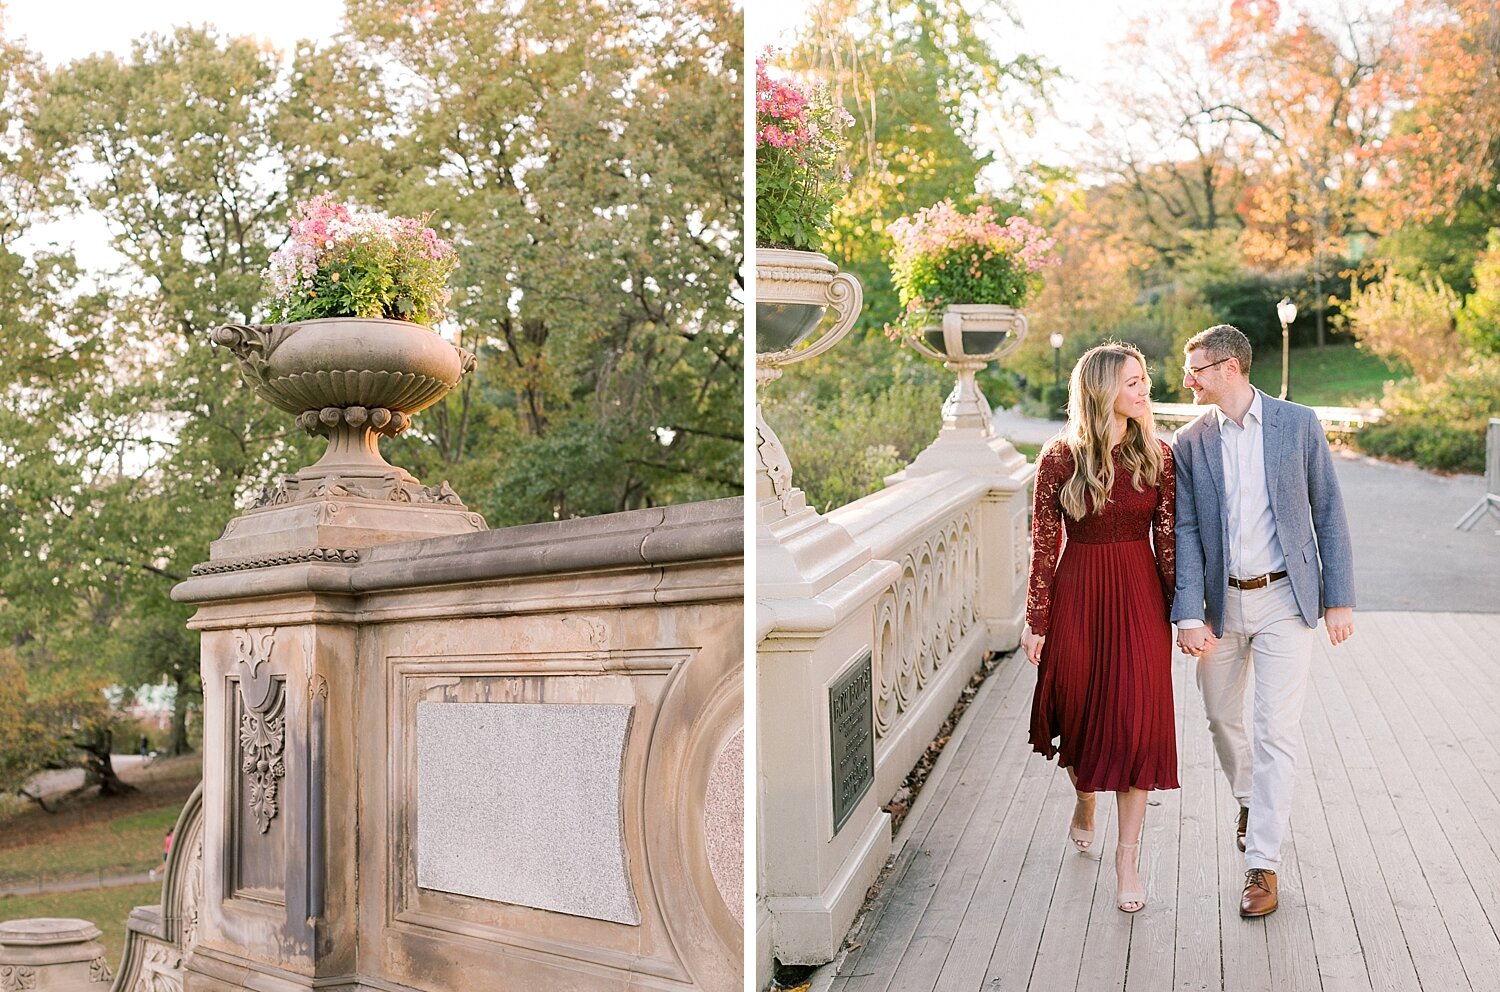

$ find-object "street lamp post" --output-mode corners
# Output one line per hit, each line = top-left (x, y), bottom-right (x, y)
(1277, 297), (1297, 400)
(1049, 332), (1064, 388)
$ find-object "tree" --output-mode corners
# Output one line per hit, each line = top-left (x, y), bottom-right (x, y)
(289, 0), (744, 523)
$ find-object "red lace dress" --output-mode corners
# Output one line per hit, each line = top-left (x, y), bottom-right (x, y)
(1026, 438), (1179, 793)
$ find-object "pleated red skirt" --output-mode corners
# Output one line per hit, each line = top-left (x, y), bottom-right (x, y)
(1029, 537), (1179, 793)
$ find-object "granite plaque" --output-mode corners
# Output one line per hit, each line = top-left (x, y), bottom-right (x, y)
(414, 701), (639, 925)
(829, 652), (874, 834)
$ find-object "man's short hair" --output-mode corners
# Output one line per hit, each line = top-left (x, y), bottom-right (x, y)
(1184, 323), (1252, 375)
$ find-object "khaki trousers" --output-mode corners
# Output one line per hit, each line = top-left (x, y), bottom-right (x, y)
(1194, 578), (1317, 873)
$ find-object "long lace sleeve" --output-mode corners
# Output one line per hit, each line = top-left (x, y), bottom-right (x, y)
(1025, 442), (1070, 636)
(1153, 440), (1176, 612)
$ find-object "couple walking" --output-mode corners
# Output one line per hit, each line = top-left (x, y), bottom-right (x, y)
(1022, 324), (1355, 917)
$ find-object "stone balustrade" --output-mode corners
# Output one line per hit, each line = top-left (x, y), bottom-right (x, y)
(5, 496), (744, 992)
(755, 308), (1034, 985)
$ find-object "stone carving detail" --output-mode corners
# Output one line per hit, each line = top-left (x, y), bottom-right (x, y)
(295, 404), (412, 439)
(190, 547), (360, 576)
(89, 957), (111, 982)
(181, 836), (203, 949)
(755, 424), (794, 506)
(0, 967), (35, 991)
(244, 473), (470, 513)
(234, 629), (285, 833)
(240, 693), (286, 833)
(871, 508), (980, 739)
(134, 942), (183, 992)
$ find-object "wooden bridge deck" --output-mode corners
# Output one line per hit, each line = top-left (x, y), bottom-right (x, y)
(830, 611), (1500, 992)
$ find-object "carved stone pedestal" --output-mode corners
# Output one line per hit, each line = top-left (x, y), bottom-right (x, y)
(0, 918), (112, 992)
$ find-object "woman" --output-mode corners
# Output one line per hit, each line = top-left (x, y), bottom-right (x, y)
(1021, 343), (1178, 913)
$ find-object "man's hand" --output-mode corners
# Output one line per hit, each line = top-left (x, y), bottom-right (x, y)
(1021, 627), (1045, 666)
(1177, 625), (1218, 658)
(1325, 606), (1354, 646)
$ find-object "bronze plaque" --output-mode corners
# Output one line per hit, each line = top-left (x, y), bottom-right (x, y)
(829, 652), (874, 834)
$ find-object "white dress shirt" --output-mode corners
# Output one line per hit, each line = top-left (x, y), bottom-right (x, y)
(1179, 390), (1287, 630)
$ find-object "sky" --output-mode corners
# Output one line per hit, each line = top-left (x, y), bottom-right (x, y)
(3, 0), (346, 67)
(747, 0), (1401, 192)
(3, 0), (347, 273)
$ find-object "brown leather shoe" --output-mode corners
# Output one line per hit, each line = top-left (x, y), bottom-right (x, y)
(1240, 868), (1278, 917)
(1236, 807), (1249, 852)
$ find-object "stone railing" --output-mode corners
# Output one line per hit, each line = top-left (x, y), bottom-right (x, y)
(1152, 400), (1383, 436)
(4, 497), (743, 992)
(754, 271), (1034, 984)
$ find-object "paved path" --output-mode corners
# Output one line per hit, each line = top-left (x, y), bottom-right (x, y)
(0, 871), (156, 899)
(831, 611), (1500, 992)
(992, 408), (1500, 611)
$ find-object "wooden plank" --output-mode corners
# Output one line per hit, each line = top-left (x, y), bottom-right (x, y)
(925, 742), (1055, 991)
(1208, 665), (1271, 992)
(1287, 716), (1372, 992)
(1173, 653), (1221, 992)
(824, 613), (1500, 992)
(1265, 797), (1321, 991)
(1301, 659), (1422, 992)
(1073, 796), (1128, 992)
(1124, 672), (1186, 992)
(1350, 615), (1500, 983)
(1311, 642), (1469, 991)
(1027, 776), (1108, 991)
(833, 656), (1030, 991)
(975, 767), (1073, 991)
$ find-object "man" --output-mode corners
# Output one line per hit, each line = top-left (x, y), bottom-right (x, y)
(1172, 324), (1355, 918)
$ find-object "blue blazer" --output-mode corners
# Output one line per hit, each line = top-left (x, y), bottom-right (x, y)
(1171, 391), (1356, 637)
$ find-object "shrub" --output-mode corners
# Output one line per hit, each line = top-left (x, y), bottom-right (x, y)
(1457, 228), (1500, 356)
(1344, 272), (1467, 384)
(768, 379), (943, 510)
(1355, 356), (1500, 473)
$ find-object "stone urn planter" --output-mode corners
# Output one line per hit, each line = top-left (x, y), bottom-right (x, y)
(211, 318), (476, 503)
(754, 248), (862, 376)
(906, 304), (1028, 434)
(753, 248), (863, 518)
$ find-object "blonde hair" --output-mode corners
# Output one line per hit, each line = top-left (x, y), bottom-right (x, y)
(1057, 343), (1164, 520)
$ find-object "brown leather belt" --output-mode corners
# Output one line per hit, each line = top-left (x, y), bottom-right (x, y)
(1229, 570), (1288, 590)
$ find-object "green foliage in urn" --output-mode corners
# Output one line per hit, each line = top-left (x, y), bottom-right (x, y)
(264, 195), (459, 326)
(754, 52), (854, 251)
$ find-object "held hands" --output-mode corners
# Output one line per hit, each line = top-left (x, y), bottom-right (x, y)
(1177, 625), (1218, 659)
(1325, 606), (1354, 646)
(1021, 627), (1045, 666)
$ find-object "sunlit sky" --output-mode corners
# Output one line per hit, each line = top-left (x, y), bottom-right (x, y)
(3, 0), (345, 66)
(748, 0), (1402, 192)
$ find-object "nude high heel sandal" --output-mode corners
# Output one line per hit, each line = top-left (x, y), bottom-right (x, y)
(1116, 840), (1145, 913)
(1069, 791), (1095, 852)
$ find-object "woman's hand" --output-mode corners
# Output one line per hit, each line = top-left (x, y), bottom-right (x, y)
(1021, 627), (1045, 666)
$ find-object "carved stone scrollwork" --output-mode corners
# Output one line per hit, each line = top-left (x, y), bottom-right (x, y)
(295, 405), (413, 440)
(190, 547), (360, 576)
(872, 507), (982, 740)
(180, 836), (203, 950)
(0, 967), (35, 991)
(240, 693), (286, 834)
(135, 942), (183, 992)
(88, 957), (111, 982)
(233, 629), (285, 833)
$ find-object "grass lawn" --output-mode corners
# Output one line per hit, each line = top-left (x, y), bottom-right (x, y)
(0, 755), (200, 888)
(1247, 342), (1407, 407)
(1014, 441), (1041, 460)
(0, 805), (180, 886)
(0, 881), (160, 971)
